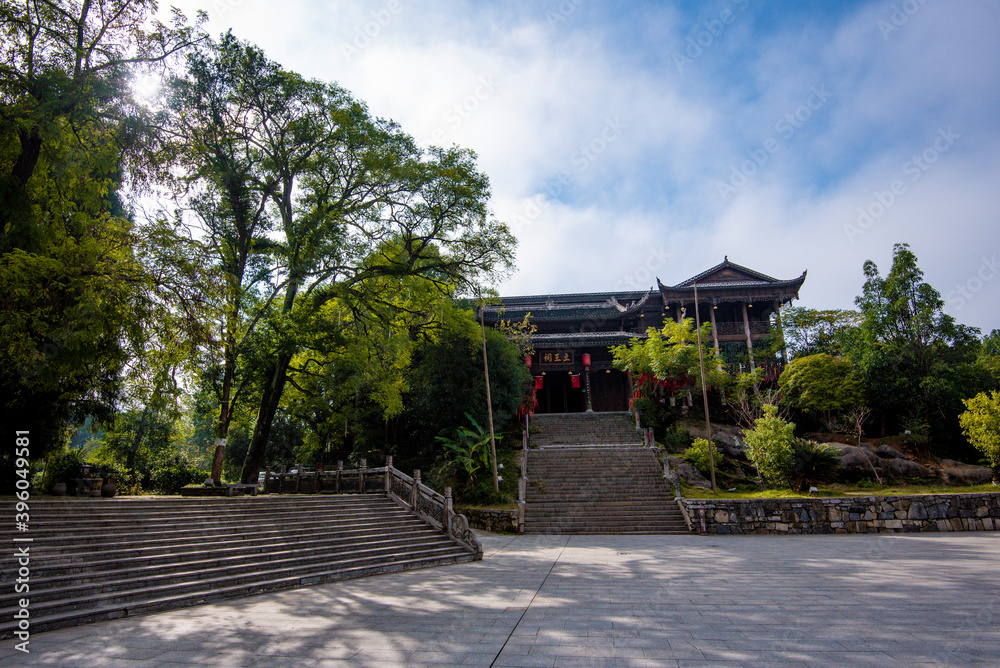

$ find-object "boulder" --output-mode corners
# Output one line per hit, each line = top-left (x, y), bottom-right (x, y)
(876, 444), (908, 459)
(831, 444), (881, 481)
(942, 465), (994, 485)
(886, 458), (936, 479)
(669, 455), (713, 489)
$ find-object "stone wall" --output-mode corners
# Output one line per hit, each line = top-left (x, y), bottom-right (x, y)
(681, 493), (1000, 535)
(457, 507), (519, 533)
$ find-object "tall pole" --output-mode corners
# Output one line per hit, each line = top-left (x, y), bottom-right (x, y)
(479, 306), (500, 493)
(693, 282), (717, 493)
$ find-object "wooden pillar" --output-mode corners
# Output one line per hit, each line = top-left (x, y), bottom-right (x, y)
(774, 300), (788, 364)
(708, 302), (720, 353)
(741, 301), (756, 369)
(675, 304), (683, 324)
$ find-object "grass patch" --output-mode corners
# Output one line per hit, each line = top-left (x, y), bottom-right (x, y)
(682, 482), (999, 500)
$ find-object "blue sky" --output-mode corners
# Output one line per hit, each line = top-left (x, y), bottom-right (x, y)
(162, 0), (1000, 333)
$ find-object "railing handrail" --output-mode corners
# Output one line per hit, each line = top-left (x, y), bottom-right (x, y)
(384, 461), (483, 558)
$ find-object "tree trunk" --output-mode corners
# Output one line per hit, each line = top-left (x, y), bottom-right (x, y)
(12, 126), (42, 188)
(239, 350), (293, 483)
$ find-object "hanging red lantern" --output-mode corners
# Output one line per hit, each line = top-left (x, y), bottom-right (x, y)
(534, 375), (544, 390)
(525, 355), (532, 368)
(570, 374), (581, 389)
(582, 353), (591, 368)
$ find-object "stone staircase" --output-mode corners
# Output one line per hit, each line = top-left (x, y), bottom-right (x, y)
(530, 411), (643, 447)
(524, 412), (689, 534)
(0, 495), (479, 637)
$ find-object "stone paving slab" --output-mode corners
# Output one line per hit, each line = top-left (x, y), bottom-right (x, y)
(3, 532), (999, 666)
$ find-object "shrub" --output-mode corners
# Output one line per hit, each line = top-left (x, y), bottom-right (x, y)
(150, 459), (210, 495)
(742, 404), (796, 486)
(37, 449), (86, 493)
(683, 438), (723, 476)
(660, 425), (692, 452)
(959, 391), (1000, 472)
(789, 438), (841, 492)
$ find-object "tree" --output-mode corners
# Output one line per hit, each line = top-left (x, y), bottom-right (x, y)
(778, 353), (863, 431)
(213, 41), (516, 482)
(959, 391), (1000, 473)
(781, 307), (861, 358)
(162, 32), (296, 482)
(0, 1), (200, 480)
(847, 243), (985, 452)
(741, 403), (795, 487)
(612, 318), (729, 389)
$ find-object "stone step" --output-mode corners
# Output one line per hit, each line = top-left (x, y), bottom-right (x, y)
(0, 495), (478, 638)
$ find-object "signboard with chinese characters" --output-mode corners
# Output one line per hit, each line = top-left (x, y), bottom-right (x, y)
(539, 351), (573, 366)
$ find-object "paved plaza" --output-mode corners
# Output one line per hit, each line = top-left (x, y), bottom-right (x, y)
(5, 531), (999, 667)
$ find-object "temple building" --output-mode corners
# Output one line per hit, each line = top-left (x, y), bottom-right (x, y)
(482, 258), (806, 414)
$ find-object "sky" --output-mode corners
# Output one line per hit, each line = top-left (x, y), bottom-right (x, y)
(159, 0), (1000, 334)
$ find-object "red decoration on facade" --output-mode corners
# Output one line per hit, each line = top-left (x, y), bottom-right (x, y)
(582, 353), (591, 368)
(525, 356), (532, 368)
(570, 374), (581, 389)
(534, 375), (544, 390)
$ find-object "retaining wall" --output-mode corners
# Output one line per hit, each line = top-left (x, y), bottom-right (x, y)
(457, 507), (519, 533)
(681, 492), (1000, 535)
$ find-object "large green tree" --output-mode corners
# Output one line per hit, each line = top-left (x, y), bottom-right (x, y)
(847, 243), (985, 453)
(0, 1), (200, 467)
(778, 353), (863, 431)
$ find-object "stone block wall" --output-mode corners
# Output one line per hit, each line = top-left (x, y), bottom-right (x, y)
(456, 507), (519, 533)
(681, 493), (1000, 535)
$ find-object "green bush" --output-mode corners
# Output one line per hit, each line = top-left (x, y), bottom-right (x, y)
(683, 438), (723, 476)
(37, 449), (86, 493)
(150, 459), (210, 495)
(742, 404), (796, 487)
(659, 425), (693, 452)
(789, 438), (841, 492)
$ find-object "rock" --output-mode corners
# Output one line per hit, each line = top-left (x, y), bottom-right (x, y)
(203, 478), (215, 487)
(942, 466), (994, 485)
(876, 444), (907, 459)
(833, 444), (878, 469)
(669, 456), (713, 489)
(886, 458), (936, 479)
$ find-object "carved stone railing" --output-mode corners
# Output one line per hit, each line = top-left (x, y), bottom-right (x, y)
(261, 458), (482, 559)
(383, 459), (483, 559)
(660, 454), (693, 532)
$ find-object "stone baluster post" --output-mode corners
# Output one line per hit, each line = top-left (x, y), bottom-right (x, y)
(360, 458), (367, 494)
(264, 466), (271, 495)
(385, 456), (393, 493)
(411, 469), (421, 511)
(294, 463), (303, 494)
(444, 487), (454, 535)
(336, 460), (343, 494)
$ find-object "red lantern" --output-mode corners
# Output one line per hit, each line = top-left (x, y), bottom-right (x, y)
(525, 355), (532, 369)
(534, 375), (544, 390)
(570, 374), (581, 389)
(582, 353), (591, 368)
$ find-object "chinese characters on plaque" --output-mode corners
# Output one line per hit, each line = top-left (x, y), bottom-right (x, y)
(539, 351), (573, 366)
